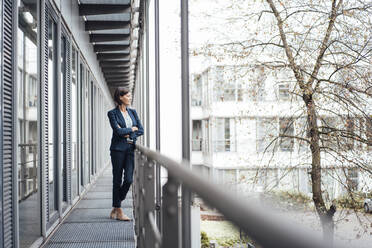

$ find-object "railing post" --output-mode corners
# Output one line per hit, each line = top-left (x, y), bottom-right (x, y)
(20, 145), (26, 199)
(134, 150), (141, 245)
(144, 160), (157, 247)
(33, 145), (38, 193)
(138, 154), (146, 247)
(162, 176), (179, 248)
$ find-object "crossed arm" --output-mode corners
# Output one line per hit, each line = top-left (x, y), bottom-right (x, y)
(107, 110), (144, 140)
(107, 111), (133, 138)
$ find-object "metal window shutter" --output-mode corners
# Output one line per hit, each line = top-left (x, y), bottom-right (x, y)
(1, 0), (16, 247)
(43, 1), (50, 222)
(64, 38), (72, 203)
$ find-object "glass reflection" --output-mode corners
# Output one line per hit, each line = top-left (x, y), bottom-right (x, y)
(17, 0), (41, 247)
(48, 15), (57, 214)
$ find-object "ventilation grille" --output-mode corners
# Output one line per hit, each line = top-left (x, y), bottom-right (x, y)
(2, 0), (15, 246)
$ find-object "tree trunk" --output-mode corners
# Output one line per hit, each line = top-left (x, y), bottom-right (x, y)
(303, 93), (335, 243)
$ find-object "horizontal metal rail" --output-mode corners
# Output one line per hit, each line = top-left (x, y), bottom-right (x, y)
(135, 144), (348, 248)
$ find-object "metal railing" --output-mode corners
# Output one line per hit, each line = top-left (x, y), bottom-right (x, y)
(18, 143), (38, 201)
(133, 144), (345, 248)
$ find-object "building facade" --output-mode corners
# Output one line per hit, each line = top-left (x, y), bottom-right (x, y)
(191, 65), (372, 199)
(0, 0), (140, 247)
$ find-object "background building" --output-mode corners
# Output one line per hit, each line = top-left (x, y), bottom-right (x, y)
(191, 65), (372, 199)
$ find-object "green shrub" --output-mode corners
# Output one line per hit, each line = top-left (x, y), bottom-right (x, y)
(335, 192), (368, 210)
(201, 231), (210, 248)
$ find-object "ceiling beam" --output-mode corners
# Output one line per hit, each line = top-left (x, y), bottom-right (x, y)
(102, 69), (130, 74)
(94, 44), (130, 52)
(105, 74), (131, 79)
(100, 61), (131, 67)
(106, 78), (131, 83)
(104, 73), (129, 78)
(105, 77), (131, 82)
(85, 21), (130, 31)
(97, 53), (130, 61)
(79, 4), (131, 16)
(107, 81), (131, 86)
(102, 66), (130, 71)
(90, 33), (130, 43)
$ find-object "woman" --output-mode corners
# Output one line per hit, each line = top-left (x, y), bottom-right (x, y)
(107, 87), (143, 221)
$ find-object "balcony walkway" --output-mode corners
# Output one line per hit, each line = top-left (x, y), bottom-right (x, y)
(44, 167), (135, 248)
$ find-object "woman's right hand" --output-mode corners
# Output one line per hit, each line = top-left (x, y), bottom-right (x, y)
(132, 127), (138, 132)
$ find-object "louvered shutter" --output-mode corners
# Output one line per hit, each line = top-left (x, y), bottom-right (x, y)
(42, 1), (50, 222)
(64, 38), (72, 203)
(1, 0), (16, 247)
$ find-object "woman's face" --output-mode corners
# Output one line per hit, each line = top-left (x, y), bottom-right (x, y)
(120, 91), (131, 106)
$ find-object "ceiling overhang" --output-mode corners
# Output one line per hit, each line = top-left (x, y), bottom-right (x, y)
(79, 0), (142, 91)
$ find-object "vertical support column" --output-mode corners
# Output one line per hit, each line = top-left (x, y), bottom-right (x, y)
(138, 154), (146, 247)
(154, 0), (162, 232)
(56, 13), (62, 217)
(181, 0), (191, 247)
(145, 0), (150, 148)
(134, 151), (140, 243)
(144, 160), (156, 247)
(162, 176), (179, 248)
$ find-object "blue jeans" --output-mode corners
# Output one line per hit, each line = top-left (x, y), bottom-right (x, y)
(110, 145), (134, 208)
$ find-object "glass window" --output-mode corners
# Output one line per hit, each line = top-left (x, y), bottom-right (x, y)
(256, 118), (277, 152)
(367, 117), (372, 151)
(279, 118), (294, 152)
(213, 118), (235, 152)
(17, 0), (41, 247)
(347, 168), (358, 191)
(357, 118), (364, 150)
(297, 117), (310, 152)
(191, 75), (202, 106)
(320, 117), (338, 150)
(213, 66), (235, 102)
(344, 117), (354, 150)
(84, 71), (90, 184)
(48, 14), (58, 214)
(202, 119), (209, 155)
(278, 83), (290, 101)
(79, 63), (85, 187)
(192, 120), (202, 151)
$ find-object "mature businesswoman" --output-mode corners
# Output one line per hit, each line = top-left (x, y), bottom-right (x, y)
(107, 87), (143, 221)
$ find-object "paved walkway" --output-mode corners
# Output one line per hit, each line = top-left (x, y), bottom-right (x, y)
(44, 167), (135, 248)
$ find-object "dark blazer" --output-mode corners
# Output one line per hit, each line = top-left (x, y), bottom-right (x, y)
(107, 106), (144, 151)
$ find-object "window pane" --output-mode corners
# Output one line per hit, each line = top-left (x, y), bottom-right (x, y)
(192, 120), (202, 151)
(71, 46), (78, 200)
(256, 118), (277, 152)
(347, 168), (358, 191)
(320, 117), (338, 150)
(17, 0), (41, 246)
(278, 83), (290, 101)
(279, 118), (294, 151)
(367, 117), (372, 151)
(48, 15), (57, 214)
(344, 117), (354, 150)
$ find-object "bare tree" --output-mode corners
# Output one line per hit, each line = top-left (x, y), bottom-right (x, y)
(191, 0), (372, 242)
